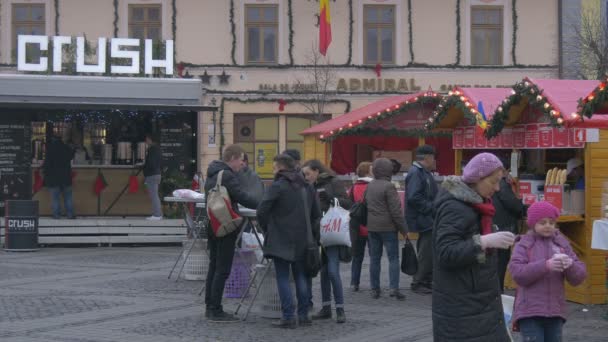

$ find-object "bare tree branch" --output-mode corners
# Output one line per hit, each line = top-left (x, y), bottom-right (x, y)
(565, 8), (608, 80)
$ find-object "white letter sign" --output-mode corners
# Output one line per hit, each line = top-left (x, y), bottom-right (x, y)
(76, 37), (107, 73)
(145, 39), (174, 75)
(18, 35), (48, 72)
(110, 38), (140, 74)
(52, 36), (71, 72)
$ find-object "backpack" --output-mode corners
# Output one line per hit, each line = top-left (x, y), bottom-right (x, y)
(206, 170), (243, 237)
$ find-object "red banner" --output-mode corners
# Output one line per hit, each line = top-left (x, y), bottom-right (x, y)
(538, 124), (553, 148)
(519, 181), (531, 194)
(474, 126), (487, 148)
(544, 185), (563, 211)
(553, 127), (569, 147)
(453, 127), (464, 148)
(464, 126), (475, 148)
(525, 124), (539, 148)
(513, 125), (526, 148)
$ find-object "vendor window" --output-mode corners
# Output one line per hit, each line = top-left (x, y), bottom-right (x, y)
(363, 5), (395, 65)
(245, 5), (278, 64)
(286, 116), (330, 157)
(235, 115), (279, 178)
(471, 6), (503, 65)
(128, 4), (162, 41)
(12, 3), (45, 62)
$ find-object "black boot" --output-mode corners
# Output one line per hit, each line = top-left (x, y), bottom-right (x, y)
(311, 306), (332, 320)
(390, 289), (406, 301)
(336, 308), (346, 323)
(272, 318), (296, 329)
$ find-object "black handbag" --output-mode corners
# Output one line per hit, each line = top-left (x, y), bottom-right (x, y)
(401, 237), (418, 275)
(338, 245), (353, 263)
(349, 188), (368, 227)
(302, 188), (321, 278)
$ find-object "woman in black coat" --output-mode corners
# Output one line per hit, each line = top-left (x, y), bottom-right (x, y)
(433, 153), (515, 342)
(257, 154), (321, 328)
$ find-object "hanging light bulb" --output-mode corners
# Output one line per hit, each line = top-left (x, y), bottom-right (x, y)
(536, 95), (543, 102)
(376, 112), (381, 115)
(329, 130), (334, 134)
(348, 123), (353, 127)
(339, 127), (343, 131)
(557, 118), (564, 124)
(368, 115), (372, 119)
(588, 95), (595, 101)
(414, 97), (419, 101)
(320, 134), (324, 139)
(448, 91), (453, 96)
(571, 112), (580, 119)
(498, 107), (503, 112)
(394, 105), (400, 109)
(511, 90), (516, 95)
(530, 89), (536, 94)
(544, 103), (550, 109)
(524, 81), (530, 87)
(358, 119), (363, 123)
(455, 91), (461, 96)
(465, 102), (471, 107)
(460, 96), (465, 101)
(429, 118), (434, 123)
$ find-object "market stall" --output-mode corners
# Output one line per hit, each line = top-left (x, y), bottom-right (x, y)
(482, 78), (608, 304)
(300, 91), (454, 176)
(0, 74), (214, 217)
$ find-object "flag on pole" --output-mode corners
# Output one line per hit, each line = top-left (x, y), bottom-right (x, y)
(477, 101), (487, 121)
(319, 0), (332, 55)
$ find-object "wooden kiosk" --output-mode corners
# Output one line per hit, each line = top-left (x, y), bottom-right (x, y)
(300, 91), (454, 175)
(482, 78), (608, 304)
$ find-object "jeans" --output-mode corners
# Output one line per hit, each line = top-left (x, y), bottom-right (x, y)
(368, 231), (400, 290)
(274, 257), (310, 320)
(519, 317), (563, 342)
(205, 230), (238, 314)
(144, 175), (162, 217)
(350, 237), (368, 286)
(412, 230), (433, 288)
(307, 276), (314, 308)
(48, 186), (74, 218)
(320, 246), (344, 308)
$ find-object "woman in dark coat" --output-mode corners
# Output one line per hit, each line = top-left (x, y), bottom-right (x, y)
(302, 159), (352, 323)
(433, 153), (516, 342)
(257, 154), (321, 328)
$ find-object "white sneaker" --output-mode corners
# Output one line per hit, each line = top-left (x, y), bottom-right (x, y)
(146, 216), (163, 221)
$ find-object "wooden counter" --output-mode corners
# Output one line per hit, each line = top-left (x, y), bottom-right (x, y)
(32, 165), (151, 216)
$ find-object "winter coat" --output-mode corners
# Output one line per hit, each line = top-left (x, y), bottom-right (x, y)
(204, 161), (259, 218)
(366, 161), (407, 235)
(348, 177), (372, 237)
(432, 176), (510, 342)
(509, 231), (587, 325)
(492, 178), (526, 234)
(405, 161), (438, 233)
(314, 173), (352, 213)
(257, 170), (322, 262)
(237, 166), (265, 204)
(43, 138), (74, 188)
(143, 144), (161, 177)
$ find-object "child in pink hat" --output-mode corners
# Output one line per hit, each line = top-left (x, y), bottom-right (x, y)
(508, 201), (587, 341)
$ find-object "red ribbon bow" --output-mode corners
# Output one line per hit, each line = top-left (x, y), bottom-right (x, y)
(374, 63), (382, 78)
(278, 99), (287, 112)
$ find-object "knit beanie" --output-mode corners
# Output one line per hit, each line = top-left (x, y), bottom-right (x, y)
(462, 153), (504, 183)
(527, 201), (560, 228)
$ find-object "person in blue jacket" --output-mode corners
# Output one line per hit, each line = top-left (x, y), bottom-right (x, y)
(566, 158), (584, 190)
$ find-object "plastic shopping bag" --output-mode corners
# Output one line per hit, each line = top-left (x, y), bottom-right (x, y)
(320, 199), (351, 247)
(241, 231), (264, 263)
(501, 294), (515, 342)
(172, 189), (205, 200)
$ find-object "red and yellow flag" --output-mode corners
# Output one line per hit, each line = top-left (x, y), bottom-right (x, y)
(319, 0), (332, 55)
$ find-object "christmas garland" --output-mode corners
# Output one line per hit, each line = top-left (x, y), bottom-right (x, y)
(346, 0), (353, 65)
(182, 62), (556, 70)
(54, 0), (59, 35)
(217, 97), (351, 157)
(204, 89), (418, 96)
(172, 0), (177, 63)
(408, 0), (415, 63)
(577, 79), (608, 119)
(455, 0), (461, 65)
(485, 80), (566, 138)
(229, 0), (236, 65)
(512, 0), (518, 65)
(424, 90), (487, 131)
(338, 128), (451, 139)
(329, 95), (442, 139)
(288, 0), (294, 65)
(113, 0), (118, 37)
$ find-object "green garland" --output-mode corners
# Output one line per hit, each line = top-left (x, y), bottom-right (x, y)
(331, 95), (442, 139)
(172, 0), (177, 64)
(408, 0), (415, 63)
(229, 0), (236, 65)
(424, 92), (485, 131)
(346, 0), (353, 65)
(113, 0), (118, 37)
(288, 0), (294, 65)
(54, 0), (59, 35)
(485, 80), (566, 138)
(339, 128), (451, 138)
(217, 97), (351, 157)
(455, 0), (461, 65)
(181, 62), (556, 70)
(512, 0), (518, 65)
(577, 80), (608, 119)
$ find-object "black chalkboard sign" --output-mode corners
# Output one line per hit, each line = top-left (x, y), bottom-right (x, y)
(0, 120), (32, 216)
(160, 121), (193, 176)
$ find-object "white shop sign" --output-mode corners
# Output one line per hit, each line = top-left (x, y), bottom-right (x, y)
(17, 35), (174, 75)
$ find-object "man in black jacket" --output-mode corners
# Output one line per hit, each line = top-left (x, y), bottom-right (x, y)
(204, 144), (259, 322)
(405, 145), (438, 294)
(43, 134), (75, 219)
(143, 133), (162, 220)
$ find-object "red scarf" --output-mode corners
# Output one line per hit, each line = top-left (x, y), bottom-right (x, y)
(471, 199), (495, 235)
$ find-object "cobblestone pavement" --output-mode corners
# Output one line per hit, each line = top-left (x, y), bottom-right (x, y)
(0, 246), (606, 342)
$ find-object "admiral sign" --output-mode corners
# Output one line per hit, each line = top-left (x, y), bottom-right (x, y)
(17, 35), (174, 75)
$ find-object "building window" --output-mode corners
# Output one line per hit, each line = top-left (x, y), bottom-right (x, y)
(471, 6), (503, 65)
(245, 5), (278, 64)
(12, 3), (45, 61)
(128, 4), (162, 40)
(235, 115), (279, 178)
(363, 5), (395, 65)
(286, 116), (329, 156)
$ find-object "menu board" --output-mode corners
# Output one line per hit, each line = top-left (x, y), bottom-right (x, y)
(160, 122), (194, 176)
(0, 120), (32, 215)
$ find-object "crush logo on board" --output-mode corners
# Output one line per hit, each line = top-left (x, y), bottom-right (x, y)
(17, 35), (174, 75)
(7, 219), (37, 231)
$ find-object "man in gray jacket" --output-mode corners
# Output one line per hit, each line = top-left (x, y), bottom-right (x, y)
(405, 145), (438, 294)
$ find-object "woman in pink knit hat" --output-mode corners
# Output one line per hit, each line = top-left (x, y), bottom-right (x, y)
(508, 201), (587, 341)
(432, 152), (516, 341)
